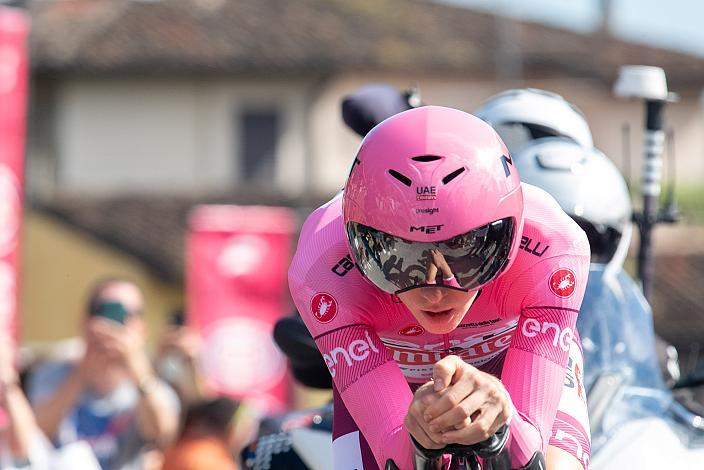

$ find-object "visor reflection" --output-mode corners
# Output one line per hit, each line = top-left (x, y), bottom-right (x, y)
(346, 218), (514, 294)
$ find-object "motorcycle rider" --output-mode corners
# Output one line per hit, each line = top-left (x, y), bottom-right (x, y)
(477, 88), (681, 385)
(474, 88), (592, 155)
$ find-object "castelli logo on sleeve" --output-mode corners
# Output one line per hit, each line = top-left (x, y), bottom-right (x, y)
(399, 325), (425, 336)
(311, 292), (338, 323)
(549, 269), (576, 298)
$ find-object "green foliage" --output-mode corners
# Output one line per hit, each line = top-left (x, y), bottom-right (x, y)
(628, 184), (704, 225)
(672, 185), (704, 224)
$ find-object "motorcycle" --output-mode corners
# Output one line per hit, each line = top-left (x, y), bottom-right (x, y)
(578, 265), (704, 468)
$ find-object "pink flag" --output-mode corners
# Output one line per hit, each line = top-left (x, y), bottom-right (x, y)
(187, 205), (297, 413)
(0, 6), (27, 348)
(0, 6), (28, 426)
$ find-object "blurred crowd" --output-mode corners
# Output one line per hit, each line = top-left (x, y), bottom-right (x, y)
(0, 278), (260, 470)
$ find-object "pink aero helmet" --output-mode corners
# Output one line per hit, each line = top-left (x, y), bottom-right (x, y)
(343, 106), (524, 294)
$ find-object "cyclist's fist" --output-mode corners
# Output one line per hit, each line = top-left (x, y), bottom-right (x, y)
(425, 355), (512, 445)
(404, 381), (445, 449)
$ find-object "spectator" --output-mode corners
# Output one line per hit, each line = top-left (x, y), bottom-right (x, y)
(161, 397), (239, 470)
(0, 332), (41, 468)
(155, 310), (209, 407)
(0, 333), (101, 470)
(27, 278), (179, 470)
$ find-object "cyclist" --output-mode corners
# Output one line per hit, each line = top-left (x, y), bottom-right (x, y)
(289, 106), (591, 469)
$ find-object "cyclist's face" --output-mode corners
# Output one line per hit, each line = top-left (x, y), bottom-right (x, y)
(397, 287), (479, 334)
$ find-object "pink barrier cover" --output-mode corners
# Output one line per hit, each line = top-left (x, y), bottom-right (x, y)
(187, 205), (297, 413)
(0, 6), (28, 425)
(0, 7), (29, 350)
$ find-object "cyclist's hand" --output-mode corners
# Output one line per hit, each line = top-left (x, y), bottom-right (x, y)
(404, 381), (445, 449)
(424, 355), (511, 445)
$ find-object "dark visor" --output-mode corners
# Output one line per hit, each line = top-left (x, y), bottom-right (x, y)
(346, 218), (515, 294)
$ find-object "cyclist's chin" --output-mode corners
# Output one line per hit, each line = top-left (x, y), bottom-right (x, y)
(414, 308), (464, 334)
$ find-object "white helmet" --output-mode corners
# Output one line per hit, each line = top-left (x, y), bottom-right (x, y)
(514, 137), (632, 265)
(475, 88), (593, 154)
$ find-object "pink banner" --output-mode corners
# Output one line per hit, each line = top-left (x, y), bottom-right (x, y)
(0, 7), (28, 341)
(187, 205), (297, 413)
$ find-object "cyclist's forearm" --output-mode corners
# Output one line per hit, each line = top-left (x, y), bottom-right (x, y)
(338, 361), (414, 470)
(501, 345), (568, 465)
(311, 320), (413, 469)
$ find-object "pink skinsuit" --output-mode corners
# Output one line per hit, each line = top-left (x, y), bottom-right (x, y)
(289, 183), (591, 469)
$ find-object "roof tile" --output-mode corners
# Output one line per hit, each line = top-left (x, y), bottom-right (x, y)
(28, 0), (704, 88)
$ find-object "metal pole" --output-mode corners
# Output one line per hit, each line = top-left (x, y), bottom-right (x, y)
(638, 99), (665, 300)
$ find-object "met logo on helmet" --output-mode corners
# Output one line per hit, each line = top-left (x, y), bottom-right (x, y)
(410, 224), (444, 234)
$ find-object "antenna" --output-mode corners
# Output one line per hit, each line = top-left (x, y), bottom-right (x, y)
(659, 128), (680, 224)
(404, 83), (424, 109)
(613, 65), (674, 300)
(621, 123), (632, 189)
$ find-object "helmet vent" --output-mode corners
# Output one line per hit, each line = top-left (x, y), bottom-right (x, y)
(388, 169), (412, 187)
(411, 155), (441, 162)
(442, 167), (466, 185)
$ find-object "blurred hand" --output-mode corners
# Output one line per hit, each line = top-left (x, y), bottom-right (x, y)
(77, 336), (112, 383)
(88, 318), (152, 384)
(158, 326), (201, 363)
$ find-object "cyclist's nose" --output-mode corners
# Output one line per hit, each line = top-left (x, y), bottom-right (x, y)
(419, 287), (447, 304)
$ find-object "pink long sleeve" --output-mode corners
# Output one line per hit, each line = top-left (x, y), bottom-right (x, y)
(288, 195), (414, 469)
(500, 248), (589, 466)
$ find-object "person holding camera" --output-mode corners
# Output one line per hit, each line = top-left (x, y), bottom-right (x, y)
(27, 278), (179, 470)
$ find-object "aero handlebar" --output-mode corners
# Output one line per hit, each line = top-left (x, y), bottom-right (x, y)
(386, 424), (526, 470)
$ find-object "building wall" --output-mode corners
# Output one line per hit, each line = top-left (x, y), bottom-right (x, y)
(32, 74), (703, 200)
(20, 210), (182, 349)
(45, 77), (309, 196)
